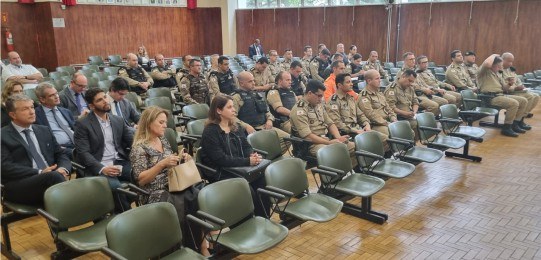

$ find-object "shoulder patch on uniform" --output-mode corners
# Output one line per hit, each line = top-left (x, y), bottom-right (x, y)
(269, 90), (277, 95)
(181, 84), (187, 89)
(331, 104), (338, 110)
(297, 100), (305, 107)
(331, 94), (338, 101)
(361, 90), (368, 96)
(296, 110), (305, 115)
(362, 98), (370, 103)
(119, 68), (126, 73)
(388, 91), (395, 96)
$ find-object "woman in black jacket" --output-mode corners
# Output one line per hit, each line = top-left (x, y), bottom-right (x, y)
(201, 94), (269, 217)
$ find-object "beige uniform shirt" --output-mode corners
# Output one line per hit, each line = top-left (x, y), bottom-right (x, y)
(465, 63), (479, 85)
(357, 88), (397, 125)
(281, 59), (293, 71)
(395, 66), (413, 80)
(326, 92), (369, 133)
(445, 63), (475, 90)
(384, 82), (419, 112)
(290, 98), (332, 138)
(249, 67), (274, 89)
(417, 70), (454, 90)
(268, 61), (282, 78)
(175, 68), (190, 89)
(150, 66), (176, 81)
(502, 68), (522, 92)
(301, 57), (312, 77)
(478, 66), (505, 94)
(309, 59), (325, 82)
(118, 66), (154, 87)
(266, 89), (285, 111)
(362, 61), (389, 80)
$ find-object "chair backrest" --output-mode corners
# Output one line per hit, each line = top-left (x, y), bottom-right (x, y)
(354, 131), (385, 168)
(265, 158), (308, 197)
(460, 89), (479, 110)
(390, 68), (400, 74)
(24, 88), (39, 103)
(198, 178), (254, 228)
(440, 104), (459, 131)
(88, 55), (105, 66)
(56, 66), (75, 75)
(106, 202), (182, 260)
(103, 67), (120, 76)
(82, 64), (99, 72)
(187, 119), (205, 136)
(43, 177), (115, 229)
(396, 61), (404, 68)
(164, 128), (179, 154)
(49, 71), (69, 80)
(388, 121), (415, 152)
(247, 130), (283, 161)
(87, 77), (99, 89)
(523, 72), (534, 79)
(147, 87), (174, 103)
(125, 92), (142, 111)
(182, 104), (209, 120)
(78, 69), (95, 79)
(145, 97), (173, 112)
(37, 68), (49, 77)
(427, 61), (437, 68)
(415, 112), (438, 140)
(98, 80), (111, 90)
(53, 79), (68, 92)
(93, 71), (110, 81)
(317, 143), (353, 184)
(171, 58), (183, 68)
(384, 62), (395, 69)
(108, 55), (123, 66)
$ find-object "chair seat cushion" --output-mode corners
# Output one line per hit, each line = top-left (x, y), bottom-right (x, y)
(372, 159), (416, 179)
(162, 247), (207, 260)
(432, 136), (466, 149)
(454, 126), (486, 139)
(211, 216), (288, 254)
(404, 147), (444, 163)
(3, 201), (38, 215)
(475, 107), (498, 115)
(58, 216), (114, 252)
(282, 194), (343, 222)
(334, 173), (385, 197)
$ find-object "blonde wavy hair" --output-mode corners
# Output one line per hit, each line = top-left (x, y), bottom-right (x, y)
(133, 106), (170, 146)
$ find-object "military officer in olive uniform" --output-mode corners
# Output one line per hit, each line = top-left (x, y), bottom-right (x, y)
(327, 73), (390, 152)
(281, 49), (294, 71)
(478, 54), (530, 137)
(249, 57), (274, 93)
(416, 55), (462, 106)
(464, 51), (479, 86)
(150, 54), (177, 88)
(445, 50), (478, 92)
(234, 71), (290, 152)
(301, 45), (313, 77)
(289, 60), (307, 99)
(174, 54), (192, 84)
(208, 56), (238, 95)
(363, 51), (389, 81)
(267, 71), (296, 133)
(309, 48), (331, 82)
(346, 54), (365, 83)
(384, 69), (420, 139)
(501, 52), (539, 118)
(179, 59), (217, 105)
(357, 70), (398, 136)
(118, 53), (154, 95)
(267, 50), (283, 79)
(290, 79), (356, 162)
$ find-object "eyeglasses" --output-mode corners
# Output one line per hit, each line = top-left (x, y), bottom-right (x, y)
(73, 82), (88, 89)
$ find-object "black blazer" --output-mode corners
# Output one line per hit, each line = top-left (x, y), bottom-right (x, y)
(59, 88), (85, 117)
(34, 105), (76, 130)
(74, 112), (133, 176)
(248, 44), (264, 58)
(1, 123), (71, 183)
(200, 123), (253, 169)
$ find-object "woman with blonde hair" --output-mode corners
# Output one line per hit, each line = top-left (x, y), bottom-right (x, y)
(136, 45), (151, 71)
(2, 80), (24, 127)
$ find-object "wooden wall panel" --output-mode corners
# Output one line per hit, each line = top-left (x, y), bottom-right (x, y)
(236, 0), (540, 73)
(236, 5), (392, 62)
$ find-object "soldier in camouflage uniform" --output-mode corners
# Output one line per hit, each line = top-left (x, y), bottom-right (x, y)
(118, 53), (153, 95)
(179, 59), (217, 105)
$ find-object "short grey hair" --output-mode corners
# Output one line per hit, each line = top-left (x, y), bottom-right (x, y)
(5, 94), (33, 113)
(35, 82), (56, 99)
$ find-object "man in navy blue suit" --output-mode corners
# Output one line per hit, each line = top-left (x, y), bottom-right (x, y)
(248, 38), (264, 59)
(1, 94), (70, 205)
(34, 82), (76, 158)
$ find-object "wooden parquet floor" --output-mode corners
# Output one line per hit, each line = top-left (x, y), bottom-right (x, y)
(3, 105), (541, 260)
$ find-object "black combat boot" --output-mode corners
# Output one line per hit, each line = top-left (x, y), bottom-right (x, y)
(519, 118), (532, 130)
(501, 124), (519, 137)
(512, 121), (526, 134)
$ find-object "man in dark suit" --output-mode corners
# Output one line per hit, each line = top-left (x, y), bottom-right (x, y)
(74, 88), (133, 213)
(34, 82), (76, 157)
(59, 72), (90, 118)
(1, 94), (70, 205)
(248, 38), (264, 59)
(106, 77), (141, 133)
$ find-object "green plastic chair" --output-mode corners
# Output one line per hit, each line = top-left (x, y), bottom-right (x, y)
(182, 103), (209, 120)
(147, 87), (182, 114)
(56, 66), (76, 75)
(24, 89), (39, 103)
(92, 71), (110, 81)
(1, 185), (39, 259)
(164, 128), (180, 154)
(104, 67), (120, 76)
(98, 80), (111, 91)
(37, 68), (49, 77)
(37, 177), (118, 259)
(53, 79), (68, 92)
(264, 158), (343, 225)
(460, 90), (499, 127)
(188, 178), (288, 255)
(314, 143), (387, 224)
(416, 112), (466, 149)
(179, 119), (205, 155)
(107, 55), (123, 66)
(101, 203), (205, 260)
(78, 69), (96, 79)
(247, 130), (285, 162)
(125, 92), (143, 113)
(49, 71), (69, 81)
(88, 56), (105, 66)
(82, 64), (99, 72)
(87, 77), (99, 89)
(354, 132), (416, 179)
(388, 121), (444, 164)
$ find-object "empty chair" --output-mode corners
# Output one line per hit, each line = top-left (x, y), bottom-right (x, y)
(389, 68), (400, 77)
(60, 75), (72, 83)
(104, 67), (120, 76)
(107, 55), (123, 66)
(37, 68), (49, 77)
(180, 118), (205, 155)
(78, 69), (96, 79)
(56, 66), (76, 75)
(388, 121), (444, 164)
(354, 131), (415, 179)
(92, 71), (110, 81)
(88, 55), (105, 66)
(125, 92), (143, 113)
(314, 143), (387, 224)
(87, 77), (99, 89)
(181, 103), (209, 121)
(23, 88), (39, 103)
(187, 178), (288, 255)
(384, 62), (395, 69)
(108, 75), (118, 81)
(460, 90), (500, 127)
(427, 61), (437, 68)
(171, 58), (184, 69)
(53, 79), (68, 92)
(395, 61), (404, 68)
(534, 70), (541, 79)
(416, 112), (471, 161)
(247, 130), (286, 162)
(523, 73), (541, 87)
(263, 158), (343, 227)
(49, 71), (69, 80)
(98, 80), (111, 91)
(82, 64), (99, 72)
(102, 202), (205, 260)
